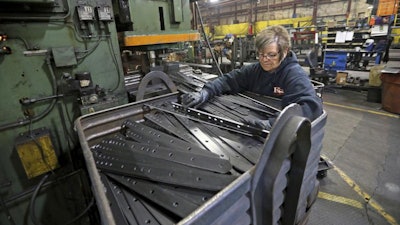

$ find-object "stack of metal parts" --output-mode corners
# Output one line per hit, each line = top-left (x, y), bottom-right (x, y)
(79, 66), (328, 224)
(124, 73), (143, 92)
(89, 93), (279, 224)
(165, 64), (216, 93)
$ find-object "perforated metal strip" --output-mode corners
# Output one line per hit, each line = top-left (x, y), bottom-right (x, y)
(144, 111), (202, 146)
(97, 138), (232, 173)
(100, 173), (134, 225)
(171, 103), (269, 138)
(120, 188), (161, 225)
(107, 173), (200, 218)
(93, 150), (237, 191)
(174, 116), (254, 173)
(122, 120), (223, 159)
(203, 124), (264, 164)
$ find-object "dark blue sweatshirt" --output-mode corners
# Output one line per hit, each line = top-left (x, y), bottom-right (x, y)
(203, 51), (323, 121)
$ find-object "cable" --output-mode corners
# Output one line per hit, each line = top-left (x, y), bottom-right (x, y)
(194, 1), (223, 76)
(2, 170), (81, 207)
(107, 36), (122, 92)
(57, 102), (76, 167)
(76, 37), (103, 60)
(29, 173), (49, 225)
(29, 172), (95, 225)
(0, 197), (16, 225)
(28, 119), (56, 176)
(7, 36), (31, 50)
(64, 197), (95, 225)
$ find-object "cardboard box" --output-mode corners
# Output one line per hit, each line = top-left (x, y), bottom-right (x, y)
(336, 72), (348, 85)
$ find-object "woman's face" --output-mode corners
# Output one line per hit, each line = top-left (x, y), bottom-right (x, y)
(258, 42), (286, 72)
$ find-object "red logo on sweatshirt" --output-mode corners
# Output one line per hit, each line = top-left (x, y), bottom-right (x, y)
(274, 87), (284, 96)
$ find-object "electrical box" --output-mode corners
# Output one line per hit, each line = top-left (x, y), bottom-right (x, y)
(77, 5), (95, 21)
(15, 128), (59, 179)
(97, 5), (113, 21)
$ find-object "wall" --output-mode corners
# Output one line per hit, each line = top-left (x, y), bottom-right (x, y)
(200, 0), (373, 26)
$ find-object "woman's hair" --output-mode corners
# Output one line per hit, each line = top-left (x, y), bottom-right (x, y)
(255, 25), (291, 61)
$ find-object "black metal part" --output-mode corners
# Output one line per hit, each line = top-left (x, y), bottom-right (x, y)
(213, 97), (250, 116)
(201, 103), (244, 122)
(100, 173), (131, 225)
(207, 100), (248, 121)
(174, 116), (253, 173)
(222, 95), (276, 116)
(96, 138), (232, 173)
(155, 183), (215, 206)
(238, 93), (282, 112)
(140, 200), (176, 225)
(173, 103), (269, 138)
(93, 146), (236, 191)
(144, 103), (250, 137)
(107, 173), (202, 218)
(145, 102), (269, 138)
(122, 120), (222, 158)
(135, 71), (178, 102)
(120, 188), (161, 225)
(203, 124), (263, 165)
(144, 111), (202, 146)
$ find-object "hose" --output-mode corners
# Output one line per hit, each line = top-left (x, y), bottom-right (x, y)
(29, 172), (95, 225)
(194, 1), (224, 76)
(29, 173), (49, 225)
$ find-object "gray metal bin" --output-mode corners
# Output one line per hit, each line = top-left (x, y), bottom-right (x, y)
(75, 92), (327, 225)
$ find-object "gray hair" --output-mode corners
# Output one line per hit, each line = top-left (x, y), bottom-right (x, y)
(255, 25), (291, 61)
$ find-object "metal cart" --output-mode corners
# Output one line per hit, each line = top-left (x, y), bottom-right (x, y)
(75, 92), (327, 225)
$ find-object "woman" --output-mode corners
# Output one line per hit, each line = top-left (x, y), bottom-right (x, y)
(182, 25), (323, 129)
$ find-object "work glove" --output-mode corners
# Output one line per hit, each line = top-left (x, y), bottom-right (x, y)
(244, 118), (272, 130)
(181, 89), (211, 108)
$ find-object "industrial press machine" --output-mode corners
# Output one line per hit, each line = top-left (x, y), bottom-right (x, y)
(0, 0), (202, 224)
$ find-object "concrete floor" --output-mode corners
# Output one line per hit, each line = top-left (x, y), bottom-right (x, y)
(308, 65), (400, 224)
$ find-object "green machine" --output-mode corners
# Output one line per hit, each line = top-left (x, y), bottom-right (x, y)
(0, 0), (199, 224)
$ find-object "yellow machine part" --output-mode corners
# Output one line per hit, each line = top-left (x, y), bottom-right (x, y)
(15, 128), (59, 179)
(213, 23), (250, 40)
(203, 16), (313, 39)
(122, 32), (201, 47)
(254, 17), (313, 33)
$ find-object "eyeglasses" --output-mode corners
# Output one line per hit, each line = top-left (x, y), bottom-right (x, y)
(258, 52), (280, 60)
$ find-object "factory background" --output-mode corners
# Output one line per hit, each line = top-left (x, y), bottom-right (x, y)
(0, 0), (399, 225)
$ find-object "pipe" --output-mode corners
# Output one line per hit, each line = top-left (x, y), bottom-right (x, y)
(0, 170), (82, 208)
(202, 1), (306, 19)
(313, 0), (318, 25)
(346, 0), (352, 19)
(195, 1), (223, 76)
(249, 0), (253, 24)
(199, 0), (348, 20)
(0, 56), (58, 131)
